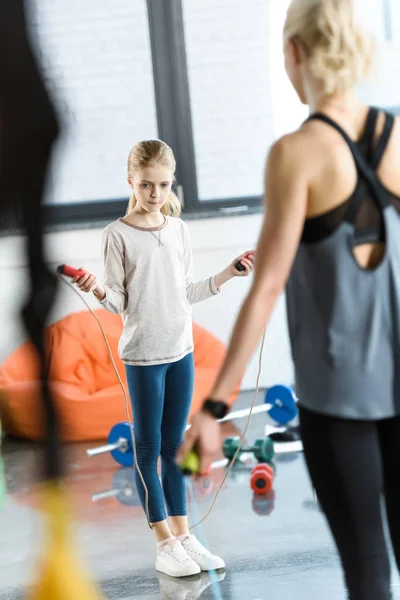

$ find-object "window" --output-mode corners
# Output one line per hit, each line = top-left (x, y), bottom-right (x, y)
(1, 0), (397, 233)
(357, 0), (400, 112)
(29, 0), (158, 206)
(182, 0), (272, 201)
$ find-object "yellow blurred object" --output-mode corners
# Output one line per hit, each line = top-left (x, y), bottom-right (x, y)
(27, 481), (104, 600)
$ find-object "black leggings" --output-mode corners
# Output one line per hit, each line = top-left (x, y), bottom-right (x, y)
(299, 406), (400, 600)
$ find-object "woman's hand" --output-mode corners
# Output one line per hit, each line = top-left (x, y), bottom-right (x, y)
(177, 410), (222, 474)
(71, 267), (97, 293)
(230, 251), (255, 277)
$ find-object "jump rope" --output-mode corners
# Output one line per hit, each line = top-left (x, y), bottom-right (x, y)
(58, 262), (266, 532)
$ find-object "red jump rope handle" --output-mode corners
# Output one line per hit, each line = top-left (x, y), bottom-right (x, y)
(235, 252), (255, 272)
(57, 264), (86, 279)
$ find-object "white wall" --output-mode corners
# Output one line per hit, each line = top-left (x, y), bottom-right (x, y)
(1, 0), (398, 393)
(0, 215), (294, 391)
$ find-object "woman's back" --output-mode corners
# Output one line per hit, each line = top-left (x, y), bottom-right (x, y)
(299, 104), (400, 269)
(286, 104), (400, 420)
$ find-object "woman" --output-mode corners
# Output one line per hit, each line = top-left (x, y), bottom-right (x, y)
(180, 0), (400, 597)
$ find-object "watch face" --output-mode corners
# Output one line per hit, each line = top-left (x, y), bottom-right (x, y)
(204, 399), (228, 419)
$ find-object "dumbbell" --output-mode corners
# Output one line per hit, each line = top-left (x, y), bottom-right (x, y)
(252, 490), (276, 516)
(250, 463), (274, 496)
(181, 449), (275, 497)
(181, 436), (274, 477)
(222, 436), (275, 464)
(87, 384), (297, 467)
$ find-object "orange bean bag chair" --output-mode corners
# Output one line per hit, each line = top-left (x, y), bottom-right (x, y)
(0, 310), (240, 442)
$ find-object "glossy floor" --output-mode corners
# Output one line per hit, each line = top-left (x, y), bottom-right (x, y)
(0, 391), (399, 600)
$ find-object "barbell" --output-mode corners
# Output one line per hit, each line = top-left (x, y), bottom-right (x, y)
(86, 384), (298, 467)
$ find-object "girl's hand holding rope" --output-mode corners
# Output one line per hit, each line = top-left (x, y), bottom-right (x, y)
(72, 267), (106, 300)
(231, 251), (255, 277)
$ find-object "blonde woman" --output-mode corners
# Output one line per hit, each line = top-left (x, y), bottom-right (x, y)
(73, 140), (254, 578)
(182, 1), (400, 598)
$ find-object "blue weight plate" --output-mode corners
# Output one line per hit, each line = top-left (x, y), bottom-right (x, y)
(107, 422), (134, 467)
(265, 385), (297, 425)
(112, 467), (141, 507)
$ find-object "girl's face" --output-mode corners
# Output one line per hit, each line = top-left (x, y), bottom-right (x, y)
(129, 163), (173, 214)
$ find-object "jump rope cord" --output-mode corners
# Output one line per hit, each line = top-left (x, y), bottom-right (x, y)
(60, 275), (265, 531)
(188, 329), (265, 530)
(59, 277), (152, 529)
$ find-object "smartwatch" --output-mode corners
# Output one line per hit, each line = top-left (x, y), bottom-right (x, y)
(202, 398), (229, 420)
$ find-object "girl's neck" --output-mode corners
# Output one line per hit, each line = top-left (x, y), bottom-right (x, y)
(126, 208), (165, 228)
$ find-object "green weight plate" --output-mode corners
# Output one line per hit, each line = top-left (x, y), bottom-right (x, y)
(254, 437), (275, 463)
(222, 437), (241, 460)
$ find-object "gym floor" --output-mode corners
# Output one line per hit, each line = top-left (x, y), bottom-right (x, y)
(0, 390), (399, 600)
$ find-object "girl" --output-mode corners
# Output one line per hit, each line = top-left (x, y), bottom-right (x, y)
(183, 1), (400, 598)
(73, 139), (254, 578)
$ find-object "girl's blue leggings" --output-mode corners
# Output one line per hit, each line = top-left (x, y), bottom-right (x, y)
(125, 352), (194, 523)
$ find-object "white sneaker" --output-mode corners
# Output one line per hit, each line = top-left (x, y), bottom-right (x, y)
(156, 540), (201, 578)
(180, 535), (225, 571)
(157, 571), (202, 600)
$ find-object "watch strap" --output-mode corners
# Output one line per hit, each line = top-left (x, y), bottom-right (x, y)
(202, 398), (229, 420)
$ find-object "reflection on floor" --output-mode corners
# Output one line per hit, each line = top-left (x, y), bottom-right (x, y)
(0, 391), (399, 599)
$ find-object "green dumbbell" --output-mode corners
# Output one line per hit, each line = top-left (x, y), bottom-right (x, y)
(223, 436), (274, 464)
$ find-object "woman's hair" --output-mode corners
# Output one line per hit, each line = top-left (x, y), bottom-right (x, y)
(126, 139), (181, 217)
(284, 0), (375, 95)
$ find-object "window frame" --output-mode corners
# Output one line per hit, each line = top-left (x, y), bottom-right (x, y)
(383, 0), (393, 41)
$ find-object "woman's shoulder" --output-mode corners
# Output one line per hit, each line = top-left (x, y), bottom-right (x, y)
(269, 118), (336, 178)
(268, 129), (315, 170)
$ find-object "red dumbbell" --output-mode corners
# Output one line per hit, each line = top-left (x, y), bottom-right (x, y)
(252, 489), (276, 516)
(250, 463), (274, 495)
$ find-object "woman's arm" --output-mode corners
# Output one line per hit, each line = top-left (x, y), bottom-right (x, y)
(178, 133), (311, 470)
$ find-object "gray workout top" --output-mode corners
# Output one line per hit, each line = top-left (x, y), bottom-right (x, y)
(286, 108), (400, 420)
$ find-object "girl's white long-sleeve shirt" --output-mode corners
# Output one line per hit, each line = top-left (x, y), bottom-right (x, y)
(99, 216), (220, 366)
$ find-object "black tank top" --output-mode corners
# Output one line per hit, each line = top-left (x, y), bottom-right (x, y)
(286, 106), (400, 420)
(301, 107), (400, 245)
